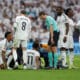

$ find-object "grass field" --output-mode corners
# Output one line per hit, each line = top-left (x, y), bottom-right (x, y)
(0, 55), (80, 80)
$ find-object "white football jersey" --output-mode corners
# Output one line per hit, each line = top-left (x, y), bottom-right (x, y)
(0, 39), (13, 53)
(14, 15), (32, 40)
(57, 13), (69, 35)
(26, 49), (40, 69)
(67, 17), (75, 36)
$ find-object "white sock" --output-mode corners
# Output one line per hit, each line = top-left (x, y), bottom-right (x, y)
(23, 50), (27, 64)
(69, 51), (74, 66)
(7, 55), (13, 67)
(12, 49), (18, 62)
(61, 51), (67, 66)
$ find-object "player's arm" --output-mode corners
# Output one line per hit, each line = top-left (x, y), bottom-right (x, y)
(47, 17), (55, 44)
(63, 23), (69, 43)
(49, 25), (54, 43)
(63, 15), (69, 43)
(1, 41), (7, 68)
(2, 50), (6, 64)
(13, 22), (17, 32)
(13, 17), (19, 33)
(65, 23), (69, 35)
(2, 50), (7, 68)
(76, 21), (80, 29)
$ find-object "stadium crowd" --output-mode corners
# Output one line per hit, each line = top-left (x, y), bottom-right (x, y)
(0, 0), (80, 70)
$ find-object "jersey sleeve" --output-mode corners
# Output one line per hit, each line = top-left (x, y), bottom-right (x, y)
(63, 14), (69, 24)
(47, 17), (54, 27)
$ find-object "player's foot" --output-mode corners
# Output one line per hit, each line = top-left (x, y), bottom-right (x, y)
(45, 66), (53, 70)
(14, 62), (18, 69)
(69, 65), (78, 69)
(23, 65), (27, 70)
(23, 63), (27, 70)
(72, 65), (79, 69)
(33, 67), (37, 70)
(69, 65), (72, 69)
(7, 67), (13, 70)
(62, 65), (68, 69)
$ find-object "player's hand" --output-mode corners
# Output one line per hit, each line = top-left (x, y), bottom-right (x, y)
(51, 38), (54, 44)
(63, 36), (67, 43)
(4, 62), (7, 69)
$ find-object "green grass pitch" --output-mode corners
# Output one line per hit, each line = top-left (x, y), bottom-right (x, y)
(0, 55), (80, 80)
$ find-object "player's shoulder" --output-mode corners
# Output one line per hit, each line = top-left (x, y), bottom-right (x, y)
(27, 49), (35, 53)
(0, 39), (7, 45)
(62, 13), (68, 19)
(47, 16), (53, 20)
(16, 16), (20, 19)
(25, 17), (31, 22)
(27, 49), (40, 56)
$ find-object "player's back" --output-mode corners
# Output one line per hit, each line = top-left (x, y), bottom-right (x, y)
(26, 49), (40, 69)
(14, 15), (31, 40)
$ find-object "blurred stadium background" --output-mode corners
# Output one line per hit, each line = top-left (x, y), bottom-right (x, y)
(0, 0), (80, 80)
(0, 0), (80, 57)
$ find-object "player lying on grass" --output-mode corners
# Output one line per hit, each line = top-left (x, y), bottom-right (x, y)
(26, 41), (40, 69)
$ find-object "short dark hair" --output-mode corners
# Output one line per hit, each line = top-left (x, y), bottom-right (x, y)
(57, 6), (63, 9)
(39, 11), (46, 16)
(21, 10), (26, 15)
(5, 32), (11, 38)
(33, 42), (39, 49)
(65, 8), (72, 15)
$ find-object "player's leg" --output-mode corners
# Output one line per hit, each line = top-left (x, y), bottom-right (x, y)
(60, 36), (68, 67)
(6, 50), (13, 70)
(48, 37), (53, 68)
(12, 39), (19, 68)
(47, 46), (53, 68)
(68, 36), (74, 69)
(51, 31), (59, 69)
(0, 54), (4, 69)
(35, 52), (40, 69)
(51, 46), (58, 69)
(22, 40), (27, 69)
(60, 48), (67, 67)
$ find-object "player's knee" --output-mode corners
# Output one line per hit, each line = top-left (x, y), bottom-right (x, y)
(51, 46), (57, 52)
(60, 47), (66, 51)
(69, 48), (73, 51)
(22, 47), (26, 50)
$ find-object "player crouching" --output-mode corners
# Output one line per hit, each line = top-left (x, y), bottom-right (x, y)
(0, 32), (13, 70)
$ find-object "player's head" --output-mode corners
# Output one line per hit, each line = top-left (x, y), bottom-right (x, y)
(65, 8), (74, 18)
(56, 6), (63, 16)
(33, 42), (39, 50)
(20, 10), (26, 15)
(5, 32), (13, 41)
(39, 11), (47, 20)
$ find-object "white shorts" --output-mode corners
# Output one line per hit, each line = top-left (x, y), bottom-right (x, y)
(58, 35), (68, 48)
(13, 39), (27, 48)
(67, 36), (74, 49)
(58, 35), (74, 49)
